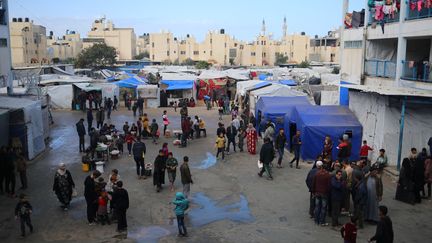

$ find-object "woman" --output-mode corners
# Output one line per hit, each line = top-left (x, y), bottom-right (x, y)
(397, 157), (417, 206)
(323, 136), (333, 159)
(245, 123), (258, 155)
(153, 150), (166, 192)
(53, 163), (75, 211)
(162, 110), (169, 136)
(161, 143), (169, 159)
(364, 170), (383, 223)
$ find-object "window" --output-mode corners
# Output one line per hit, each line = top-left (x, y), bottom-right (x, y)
(210, 50), (213, 56)
(152, 55), (155, 60)
(180, 51), (186, 55)
(240, 45), (244, 50)
(251, 52), (256, 56)
(292, 40), (294, 45)
(0, 38), (7, 47)
(305, 44), (308, 49)
(193, 51), (199, 55)
(167, 38), (169, 44)
(0, 9), (6, 25)
(224, 43), (227, 48)
(173, 51), (176, 54)
(152, 42), (154, 48)
(167, 51), (170, 56)
(210, 39), (212, 44)
(262, 52), (266, 58)
(344, 40), (362, 49)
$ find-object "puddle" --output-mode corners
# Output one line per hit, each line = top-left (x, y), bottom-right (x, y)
(49, 136), (66, 150)
(192, 152), (217, 169)
(189, 192), (254, 227)
(128, 226), (175, 243)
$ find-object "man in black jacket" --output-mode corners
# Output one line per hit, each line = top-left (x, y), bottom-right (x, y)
(368, 205), (393, 243)
(132, 138), (146, 179)
(87, 109), (93, 133)
(112, 181), (129, 232)
(84, 170), (101, 225)
(76, 119), (86, 152)
(258, 138), (274, 180)
(275, 128), (287, 168)
(226, 122), (237, 153)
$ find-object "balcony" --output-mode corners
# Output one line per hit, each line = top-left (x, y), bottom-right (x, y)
(406, 1), (432, 20)
(365, 60), (396, 78)
(368, 7), (400, 25)
(402, 60), (432, 82)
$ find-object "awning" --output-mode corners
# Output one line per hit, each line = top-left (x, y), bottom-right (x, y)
(161, 80), (194, 91)
(113, 76), (147, 88)
(73, 83), (102, 92)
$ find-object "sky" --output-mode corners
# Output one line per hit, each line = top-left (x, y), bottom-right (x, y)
(9, 0), (364, 41)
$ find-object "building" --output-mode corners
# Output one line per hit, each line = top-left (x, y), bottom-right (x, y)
(9, 17), (48, 67)
(339, 0), (432, 168)
(86, 17), (137, 60)
(309, 30), (340, 63)
(136, 33), (150, 57)
(0, 0), (12, 88)
(47, 30), (83, 61)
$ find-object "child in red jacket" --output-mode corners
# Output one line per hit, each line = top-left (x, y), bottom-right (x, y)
(340, 216), (357, 243)
(125, 132), (135, 156)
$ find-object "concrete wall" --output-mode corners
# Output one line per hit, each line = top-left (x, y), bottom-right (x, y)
(0, 0), (12, 88)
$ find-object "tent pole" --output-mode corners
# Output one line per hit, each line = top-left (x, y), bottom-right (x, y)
(396, 96), (407, 171)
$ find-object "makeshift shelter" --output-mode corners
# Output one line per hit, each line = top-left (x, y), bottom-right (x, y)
(234, 80), (271, 108)
(160, 80), (196, 104)
(197, 70), (247, 100)
(290, 105), (363, 161)
(0, 96), (46, 160)
(112, 76), (147, 88)
(279, 80), (297, 86)
(0, 108), (10, 147)
(256, 96), (312, 135)
(136, 85), (160, 108)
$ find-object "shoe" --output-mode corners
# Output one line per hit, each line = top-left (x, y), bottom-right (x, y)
(296, 166), (300, 169)
(257, 173), (262, 177)
(289, 164), (293, 168)
(320, 223), (329, 226)
(267, 177), (273, 180)
(88, 222), (96, 226)
(177, 234), (184, 237)
(63, 207), (68, 211)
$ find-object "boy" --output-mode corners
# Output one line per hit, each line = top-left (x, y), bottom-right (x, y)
(218, 106), (223, 120)
(360, 140), (373, 164)
(15, 194), (33, 237)
(166, 153), (178, 192)
(340, 216), (357, 243)
(180, 156), (193, 198)
(215, 133), (226, 160)
(172, 192), (189, 237)
(238, 127), (245, 152)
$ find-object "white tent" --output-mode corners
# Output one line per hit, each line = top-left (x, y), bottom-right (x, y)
(136, 85), (160, 108)
(45, 85), (73, 109)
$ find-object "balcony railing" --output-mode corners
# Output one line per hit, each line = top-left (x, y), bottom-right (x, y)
(365, 60), (396, 78)
(402, 60), (432, 82)
(406, 1), (432, 20)
(368, 8), (400, 25)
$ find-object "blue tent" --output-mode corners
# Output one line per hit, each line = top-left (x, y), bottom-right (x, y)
(255, 96), (311, 134)
(291, 106), (363, 161)
(279, 80), (297, 86)
(161, 80), (194, 90)
(113, 76), (146, 88)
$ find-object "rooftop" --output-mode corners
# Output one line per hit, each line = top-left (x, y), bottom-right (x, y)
(340, 84), (432, 98)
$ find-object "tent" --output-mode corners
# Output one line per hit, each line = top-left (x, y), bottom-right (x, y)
(136, 85), (160, 108)
(160, 80), (196, 103)
(161, 80), (194, 91)
(256, 96), (312, 134)
(291, 106), (363, 161)
(112, 76), (147, 88)
(279, 80), (297, 86)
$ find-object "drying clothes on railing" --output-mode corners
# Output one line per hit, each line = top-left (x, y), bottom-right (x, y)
(410, 0), (432, 11)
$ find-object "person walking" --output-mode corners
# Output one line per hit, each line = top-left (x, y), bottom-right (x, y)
(125, 132), (135, 156)
(275, 128), (287, 168)
(331, 170), (346, 229)
(172, 192), (189, 237)
(226, 122), (237, 153)
(246, 123), (257, 155)
(340, 216), (357, 243)
(150, 119), (159, 144)
(290, 131), (302, 169)
(15, 194), (33, 237)
(132, 138), (146, 179)
(112, 181), (129, 233)
(368, 206), (394, 243)
(181, 117), (190, 147)
(84, 170), (101, 225)
(180, 156), (193, 198)
(166, 153), (178, 192)
(258, 138), (274, 180)
(76, 118), (86, 152)
(123, 122), (130, 135)
(237, 127), (245, 152)
(153, 150), (166, 192)
(312, 161), (331, 226)
(87, 109), (93, 133)
(106, 98), (113, 119)
(215, 133), (226, 160)
(96, 108), (105, 129)
(53, 163), (75, 211)
(113, 95), (118, 111)
(162, 110), (169, 136)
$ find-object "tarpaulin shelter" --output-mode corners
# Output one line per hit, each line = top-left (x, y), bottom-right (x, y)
(255, 96), (311, 135)
(112, 76), (147, 88)
(160, 80), (196, 102)
(290, 105), (363, 161)
(136, 85), (160, 108)
(234, 80), (271, 106)
(197, 70), (246, 100)
(279, 80), (297, 86)
(161, 80), (194, 91)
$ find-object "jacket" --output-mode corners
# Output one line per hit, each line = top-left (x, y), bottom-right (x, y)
(76, 121), (86, 136)
(275, 134), (286, 149)
(180, 163), (193, 184)
(215, 137), (226, 149)
(292, 135), (301, 151)
(84, 175), (98, 202)
(181, 120), (191, 133)
(340, 222), (357, 243)
(15, 200), (32, 217)
(132, 141), (146, 158)
(226, 125), (237, 140)
(425, 158), (432, 183)
(370, 216), (394, 243)
(87, 110), (93, 121)
(330, 176), (345, 201)
(112, 188), (129, 210)
(353, 179), (368, 206)
(259, 142), (274, 164)
(263, 126), (275, 141)
(172, 192), (189, 216)
(96, 110), (105, 122)
(306, 168), (319, 192)
(150, 122), (158, 134)
(312, 169), (331, 196)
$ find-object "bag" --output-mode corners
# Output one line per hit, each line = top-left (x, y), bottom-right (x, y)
(82, 163), (90, 172)
(257, 160), (263, 169)
(72, 188), (78, 197)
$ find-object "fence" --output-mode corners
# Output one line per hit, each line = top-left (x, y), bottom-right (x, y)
(402, 60), (432, 82)
(365, 60), (396, 78)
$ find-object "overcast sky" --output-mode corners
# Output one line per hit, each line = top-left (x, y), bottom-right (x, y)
(9, 0), (364, 41)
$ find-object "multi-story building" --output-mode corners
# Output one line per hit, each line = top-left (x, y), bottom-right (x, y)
(86, 17), (136, 60)
(0, 0), (12, 88)
(47, 30), (83, 61)
(309, 30), (340, 63)
(136, 33), (150, 57)
(339, 0), (432, 168)
(9, 17), (48, 67)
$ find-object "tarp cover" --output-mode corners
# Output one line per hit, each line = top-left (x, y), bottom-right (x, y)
(161, 80), (194, 90)
(113, 76), (146, 88)
(279, 80), (297, 86)
(292, 105), (363, 161)
(46, 85), (73, 109)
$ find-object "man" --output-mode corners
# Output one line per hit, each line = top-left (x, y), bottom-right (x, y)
(258, 138), (274, 180)
(112, 181), (129, 233)
(312, 161), (331, 226)
(368, 205), (394, 243)
(331, 170), (345, 229)
(360, 140), (373, 163)
(76, 118), (86, 152)
(89, 128), (99, 159)
(181, 118), (190, 147)
(306, 161), (321, 218)
(166, 153), (178, 192)
(87, 109), (93, 134)
(106, 98), (113, 119)
(132, 138), (146, 179)
(353, 172), (367, 229)
(180, 156), (193, 198)
(137, 96), (144, 116)
(113, 95), (118, 111)
(84, 170), (101, 225)
(263, 122), (275, 143)
(275, 128), (287, 168)
(226, 122), (237, 153)
(153, 150), (166, 192)
(216, 123), (226, 137)
(428, 137), (432, 157)
(290, 131), (302, 169)
(232, 116), (240, 131)
(180, 105), (188, 119)
(96, 108), (105, 129)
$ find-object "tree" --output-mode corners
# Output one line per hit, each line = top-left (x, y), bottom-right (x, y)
(134, 51), (149, 60)
(181, 58), (195, 66)
(275, 53), (289, 66)
(74, 43), (117, 69)
(298, 61), (310, 68)
(195, 61), (212, 70)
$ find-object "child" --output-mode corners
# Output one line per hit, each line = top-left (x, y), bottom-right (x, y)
(166, 153), (178, 192)
(238, 128), (245, 152)
(215, 133), (226, 160)
(97, 191), (111, 225)
(173, 101), (178, 112)
(172, 192), (189, 237)
(340, 216), (357, 243)
(218, 106), (223, 120)
(150, 119), (159, 144)
(125, 132), (135, 156)
(360, 140), (373, 164)
(15, 194), (33, 237)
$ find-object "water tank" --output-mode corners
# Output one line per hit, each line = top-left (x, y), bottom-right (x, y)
(18, 18), (23, 22)
(25, 17), (29, 22)
(220, 29), (225, 34)
(50, 31), (54, 36)
(174, 37), (177, 41)
(315, 35), (318, 39)
(186, 34), (190, 38)
(301, 32), (306, 36)
(12, 18), (17, 22)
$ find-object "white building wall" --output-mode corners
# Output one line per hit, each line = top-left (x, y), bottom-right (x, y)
(0, 0), (12, 88)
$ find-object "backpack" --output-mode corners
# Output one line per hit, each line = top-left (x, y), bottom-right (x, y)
(19, 203), (30, 216)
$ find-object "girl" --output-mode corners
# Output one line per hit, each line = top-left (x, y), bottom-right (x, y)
(125, 132), (135, 156)
(162, 110), (169, 136)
